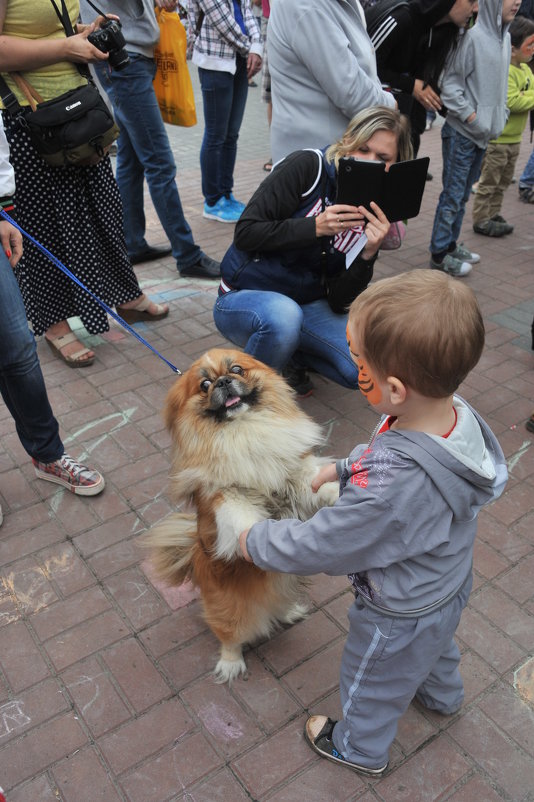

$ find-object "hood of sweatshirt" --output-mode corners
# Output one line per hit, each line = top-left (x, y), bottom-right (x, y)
(381, 397), (507, 522)
(475, 0), (515, 41)
(412, 0), (462, 28)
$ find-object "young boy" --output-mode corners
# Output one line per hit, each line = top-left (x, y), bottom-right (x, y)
(472, 15), (534, 235)
(239, 270), (508, 776)
(429, 0), (520, 276)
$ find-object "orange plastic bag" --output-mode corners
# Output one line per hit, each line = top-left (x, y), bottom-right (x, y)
(153, 9), (197, 127)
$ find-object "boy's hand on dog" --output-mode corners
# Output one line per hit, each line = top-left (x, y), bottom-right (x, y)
(311, 463), (338, 493)
(239, 529), (252, 561)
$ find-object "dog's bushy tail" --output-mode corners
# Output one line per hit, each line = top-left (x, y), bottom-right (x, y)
(142, 513), (197, 586)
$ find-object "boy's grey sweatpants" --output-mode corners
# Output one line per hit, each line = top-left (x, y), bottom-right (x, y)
(333, 574), (472, 769)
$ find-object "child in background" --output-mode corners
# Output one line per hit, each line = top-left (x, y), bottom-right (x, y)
(429, 0), (520, 277)
(239, 270), (508, 776)
(472, 15), (534, 235)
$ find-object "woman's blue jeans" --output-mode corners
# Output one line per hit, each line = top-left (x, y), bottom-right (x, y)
(0, 251), (63, 462)
(199, 57), (249, 205)
(95, 55), (201, 269)
(213, 290), (359, 389)
(430, 122), (485, 256)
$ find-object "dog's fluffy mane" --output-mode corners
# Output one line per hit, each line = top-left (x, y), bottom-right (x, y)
(165, 351), (324, 502)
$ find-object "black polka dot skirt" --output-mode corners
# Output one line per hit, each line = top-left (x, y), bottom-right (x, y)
(3, 112), (141, 336)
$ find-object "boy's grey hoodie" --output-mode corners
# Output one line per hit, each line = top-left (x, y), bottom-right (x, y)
(246, 397), (508, 616)
(440, 0), (512, 147)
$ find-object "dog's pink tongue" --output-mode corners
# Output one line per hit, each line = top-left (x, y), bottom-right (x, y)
(225, 396), (240, 408)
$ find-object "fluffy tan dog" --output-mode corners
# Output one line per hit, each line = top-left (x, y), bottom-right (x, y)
(145, 349), (339, 682)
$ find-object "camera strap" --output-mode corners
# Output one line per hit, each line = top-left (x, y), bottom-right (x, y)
(49, 0), (112, 36)
(0, 209), (181, 375)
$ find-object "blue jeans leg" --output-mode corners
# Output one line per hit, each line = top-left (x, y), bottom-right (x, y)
(298, 299), (359, 389)
(430, 123), (485, 256)
(213, 290), (303, 369)
(0, 252), (63, 463)
(519, 146), (534, 188)
(199, 57), (249, 205)
(213, 291), (358, 388)
(95, 57), (201, 269)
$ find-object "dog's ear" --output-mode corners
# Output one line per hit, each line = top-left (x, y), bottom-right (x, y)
(164, 376), (187, 431)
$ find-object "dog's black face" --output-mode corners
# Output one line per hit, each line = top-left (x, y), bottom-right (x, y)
(200, 361), (260, 421)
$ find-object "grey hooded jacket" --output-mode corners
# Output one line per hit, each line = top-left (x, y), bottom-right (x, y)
(440, 0), (512, 147)
(246, 397), (508, 616)
(267, 0), (396, 162)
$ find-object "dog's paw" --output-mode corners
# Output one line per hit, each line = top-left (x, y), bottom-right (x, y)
(214, 643), (248, 683)
(316, 480), (339, 508)
(214, 655), (248, 684)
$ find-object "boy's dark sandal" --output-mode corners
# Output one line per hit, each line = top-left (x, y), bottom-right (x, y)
(473, 218), (513, 237)
(129, 244), (172, 264)
(304, 715), (388, 777)
(179, 254), (221, 279)
(526, 413), (534, 434)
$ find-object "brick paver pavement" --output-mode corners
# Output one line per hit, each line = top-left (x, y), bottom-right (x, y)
(1, 68), (533, 802)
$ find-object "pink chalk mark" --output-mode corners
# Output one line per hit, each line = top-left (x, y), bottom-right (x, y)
(140, 558), (200, 610)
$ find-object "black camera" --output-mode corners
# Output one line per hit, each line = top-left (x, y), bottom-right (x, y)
(88, 20), (130, 71)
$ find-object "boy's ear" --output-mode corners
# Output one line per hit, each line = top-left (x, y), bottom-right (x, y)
(386, 376), (407, 406)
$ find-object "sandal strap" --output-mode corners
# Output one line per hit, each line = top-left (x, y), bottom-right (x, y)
(64, 347), (93, 362)
(47, 332), (79, 348)
(118, 296), (167, 316)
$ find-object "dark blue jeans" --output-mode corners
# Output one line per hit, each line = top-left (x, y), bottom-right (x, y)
(519, 145), (534, 189)
(213, 290), (359, 388)
(0, 250), (63, 462)
(199, 56), (249, 205)
(95, 55), (201, 269)
(430, 122), (485, 256)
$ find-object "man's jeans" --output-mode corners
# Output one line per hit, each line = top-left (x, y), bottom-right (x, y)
(430, 122), (485, 256)
(213, 290), (359, 389)
(199, 56), (249, 205)
(95, 56), (201, 269)
(519, 146), (534, 189)
(0, 252), (63, 462)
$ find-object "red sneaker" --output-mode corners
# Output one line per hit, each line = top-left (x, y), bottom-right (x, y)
(32, 454), (105, 496)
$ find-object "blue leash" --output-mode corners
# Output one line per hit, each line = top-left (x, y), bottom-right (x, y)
(1, 209), (181, 374)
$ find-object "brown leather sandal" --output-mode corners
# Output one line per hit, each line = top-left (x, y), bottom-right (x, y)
(45, 332), (95, 368)
(117, 295), (169, 324)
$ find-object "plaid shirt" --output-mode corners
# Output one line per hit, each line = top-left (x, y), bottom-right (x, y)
(188, 0), (262, 70)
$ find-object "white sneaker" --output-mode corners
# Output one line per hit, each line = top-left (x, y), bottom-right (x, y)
(430, 254), (472, 277)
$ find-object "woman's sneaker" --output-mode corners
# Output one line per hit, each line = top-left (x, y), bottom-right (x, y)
(430, 253), (472, 277)
(282, 366), (314, 397)
(32, 454), (105, 496)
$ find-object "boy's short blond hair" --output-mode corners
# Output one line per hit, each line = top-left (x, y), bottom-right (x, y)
(348, 270), (485, 398)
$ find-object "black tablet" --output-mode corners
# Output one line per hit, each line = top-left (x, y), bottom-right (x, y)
(336, 156), (430, 222)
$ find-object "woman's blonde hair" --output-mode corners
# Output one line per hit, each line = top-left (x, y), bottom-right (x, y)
(326, 106), (413, 169)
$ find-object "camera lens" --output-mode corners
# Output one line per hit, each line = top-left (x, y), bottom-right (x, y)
(108, 49), (130, 71)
